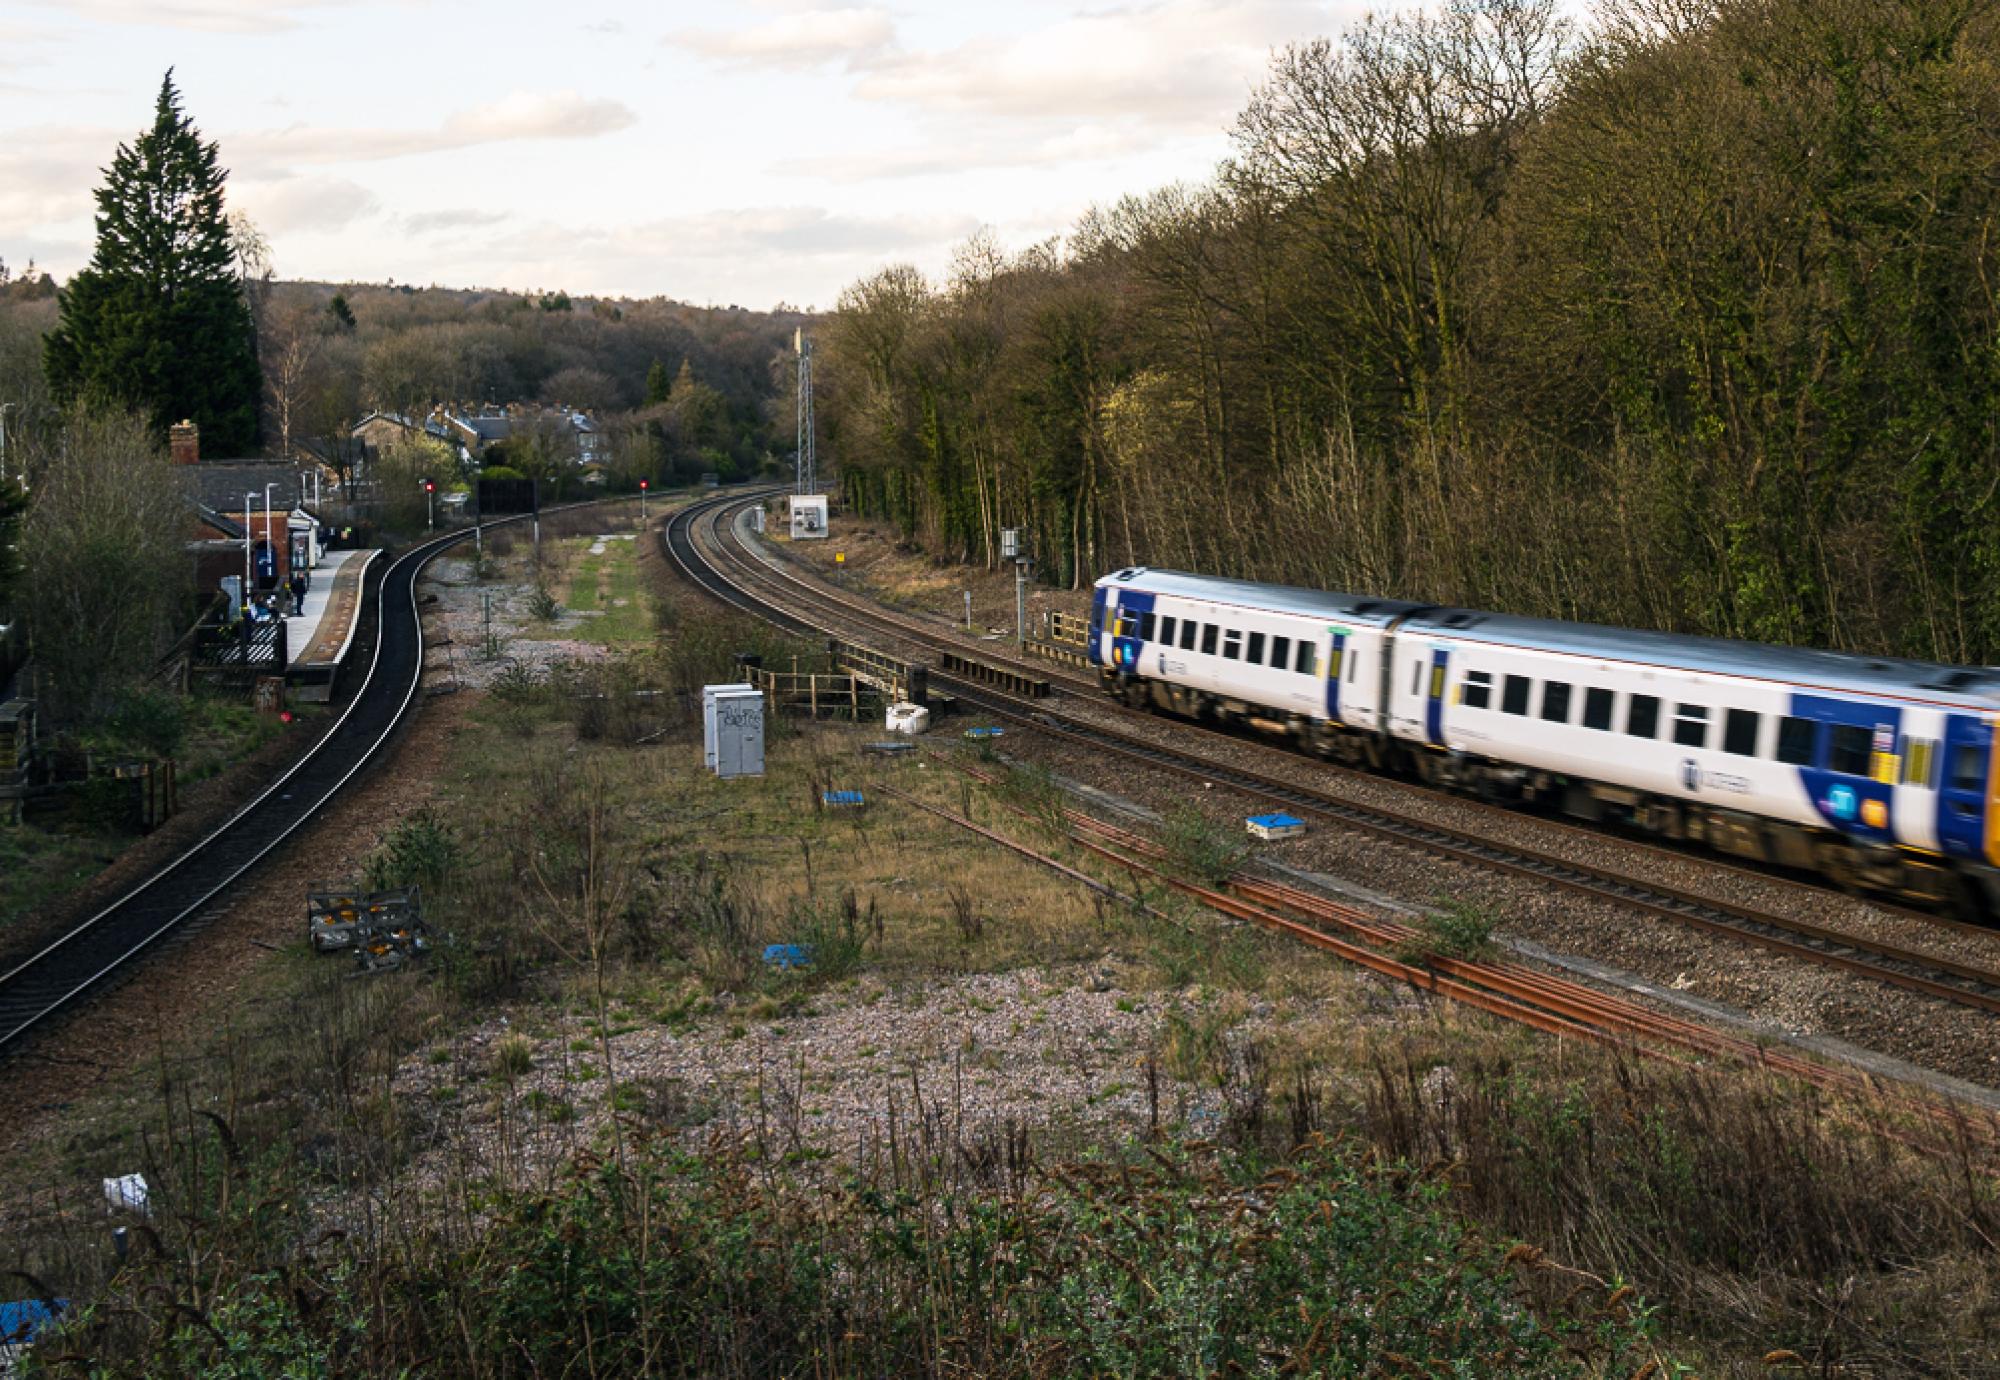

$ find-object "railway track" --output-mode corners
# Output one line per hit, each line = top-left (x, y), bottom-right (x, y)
(0, 499), (618, 1056)
(667, 494), (2000, 1027)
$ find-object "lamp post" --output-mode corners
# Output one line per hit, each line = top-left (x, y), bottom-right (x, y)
(242, 491), (254, 618)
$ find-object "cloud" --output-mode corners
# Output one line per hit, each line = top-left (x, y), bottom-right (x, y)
(669, 6), (896, 70)
(487, 205), (978, 264)
(0, 125), (116, 238)
(854, 0), (1331, 128)
(402, 207), (511, 235)
(774, 123), (1164, 183)
(232, 174), (379, 234)
(233, 90), (639, 169)
(25, 0), (333, 34)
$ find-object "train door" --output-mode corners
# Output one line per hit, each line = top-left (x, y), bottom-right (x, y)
(1937, 715), (1995, 862)
(1088, 587), (1108, 667)
(1324, 628), (1349, 726)
(1107, 590), (1154, 676)
(1895, 708), (1945, 853)
(1384, 638), (1432, 741)
(1425, 647), (1450, 746)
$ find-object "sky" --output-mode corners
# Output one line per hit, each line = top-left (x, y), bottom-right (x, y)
(0, 0), (1370, 311)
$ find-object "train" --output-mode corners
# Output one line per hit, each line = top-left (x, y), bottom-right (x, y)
(1089, 567), (2000, 914)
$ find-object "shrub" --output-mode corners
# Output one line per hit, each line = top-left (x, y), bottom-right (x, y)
(1159, 804), (1252, 887)
(102, 689), (188, 757)
(364, 808), (460, 893)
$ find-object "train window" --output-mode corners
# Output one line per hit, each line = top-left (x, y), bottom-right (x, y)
(1723, 709), (1759, 757)
(1463, 670), (1492, 710)
(1272, 635), (1291, 670)
(1950, 743), (1986, 793)
(1672, 704), (1709, 749)
(1223, 630), (1243, 661)
(1202, 624), (1218, 656)
(1140, 612), (1156, 641)
(1903, 739), (1935, 788)
(1626, 694), (1660, 738)
(1412, 661), (1425, 696)
(1179, 620), (1197, 650)
(1248, 632), (1266, 665)
(1502, 675), (1531, 716)
(1776, 716), (1815, 764)
(1296, 641), (1317, 676)
(1541, 681), (1572, 723)
(1583, 687), (1614, 731)
(1158, 615), (1176, 645)
(1828, 724), (1872, 776)
(1348, 648), (1360, 683)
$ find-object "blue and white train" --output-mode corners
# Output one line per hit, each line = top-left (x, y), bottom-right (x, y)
(1090, 567), (2000, 912)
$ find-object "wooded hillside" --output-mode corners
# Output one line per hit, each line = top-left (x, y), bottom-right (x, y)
(821, 0), (2000, 666)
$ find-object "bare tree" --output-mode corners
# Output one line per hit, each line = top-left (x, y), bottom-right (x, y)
(261, 298), (328, 461)
(21, 404), (192, 718)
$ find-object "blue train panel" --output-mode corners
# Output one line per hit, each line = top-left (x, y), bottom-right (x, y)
(1108, 589), (1155, 674)
(1790, 693), (1900, 846)
(1325, 630), (1347, 722)
(1938, 714), (1993, 862)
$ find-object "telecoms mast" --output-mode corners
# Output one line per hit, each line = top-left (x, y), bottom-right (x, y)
(794, 328), (816, 496)
(789, 329), (829, 539)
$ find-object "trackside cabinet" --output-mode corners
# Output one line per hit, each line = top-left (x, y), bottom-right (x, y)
(705, 683), (765, 778)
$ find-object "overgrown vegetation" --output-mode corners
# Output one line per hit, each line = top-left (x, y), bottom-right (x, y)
(825, 0), (2000, 667)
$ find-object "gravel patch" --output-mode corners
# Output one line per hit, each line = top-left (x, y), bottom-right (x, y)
(390, 963), (1397, 1194)
(423, 554), (615, 689)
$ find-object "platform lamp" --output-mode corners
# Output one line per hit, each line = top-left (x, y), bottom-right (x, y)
(1002, 527), (1032, 652)
(242, 491), (255, 621)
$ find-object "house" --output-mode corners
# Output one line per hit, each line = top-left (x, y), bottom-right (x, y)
(170, 421), (327, 604)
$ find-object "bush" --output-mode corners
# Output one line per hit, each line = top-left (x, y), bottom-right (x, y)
(1159, 804), (1252, 887)
(364, 808), (460, 893)
(1397, 898), (1498, 965)
(102, 689), (187, 757)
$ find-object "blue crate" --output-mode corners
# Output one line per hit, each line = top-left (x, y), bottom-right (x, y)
(1, 1297), (67, 1348)
(763, 943), (813, 970)
(1246, 812), (1306, 840)
(964, 726), (1004, 739)
(822, 790), (866, 807)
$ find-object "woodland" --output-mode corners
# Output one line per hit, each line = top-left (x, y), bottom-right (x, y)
(821, 0), (2000, 666)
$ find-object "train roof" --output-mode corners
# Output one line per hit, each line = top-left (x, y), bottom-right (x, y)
(1101, 568), (1433, 628)
(1403, 606), (2000, 707)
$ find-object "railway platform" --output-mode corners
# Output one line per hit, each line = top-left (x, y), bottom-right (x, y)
(286, 549), (379, 702)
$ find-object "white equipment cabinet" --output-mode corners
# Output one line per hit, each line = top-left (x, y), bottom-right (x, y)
(789, 494), (829, 540)
(703, 683), (765, 778)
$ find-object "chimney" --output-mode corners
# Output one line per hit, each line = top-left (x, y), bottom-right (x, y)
(169, 419), (199, 465)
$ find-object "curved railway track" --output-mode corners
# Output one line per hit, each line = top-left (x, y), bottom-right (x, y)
(0, 500), (615, 1056)
(667, 494), (2000, 1027)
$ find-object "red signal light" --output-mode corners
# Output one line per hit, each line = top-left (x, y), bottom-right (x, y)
(640, 479), (648, 489)
(424, 480), (435, 493)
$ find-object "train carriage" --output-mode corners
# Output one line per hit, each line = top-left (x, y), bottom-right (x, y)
(1093, 567), (2000, 911)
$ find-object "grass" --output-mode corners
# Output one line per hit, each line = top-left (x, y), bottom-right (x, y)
(558, 535), (654, 644)
(12, 580), (2000, 1375)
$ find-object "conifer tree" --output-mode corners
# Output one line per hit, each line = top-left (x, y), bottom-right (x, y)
(44, 71), (261, 455)
(643, 357), (672, 406)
